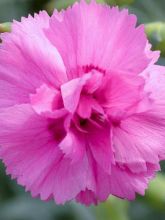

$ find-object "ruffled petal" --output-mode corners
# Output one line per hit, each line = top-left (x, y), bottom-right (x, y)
(109, 164), (158, 200)
(112, 114), (165, 173)
(61, 72), (97, 113)
(30, 154), (90, 204)
(96, 73), (149, 119)
(144, 65), (165, 107)
(0, 79), (30, 108)
(46, 1), (153, 77)
(30, 83), (67, 119)
(76, 189), (98, 206)
(59, 129), (85, 163)
(88, 122), (113, 174)
(0, 104), (90, 204)
(76, 158), (158, 205)
(61, 77), (85, 113)
(30, 84), (60, 114)
(0, 11), (67, 108)
(0, 104), (55, 180)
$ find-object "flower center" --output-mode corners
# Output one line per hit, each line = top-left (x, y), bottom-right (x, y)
(30, 66), (149, 135)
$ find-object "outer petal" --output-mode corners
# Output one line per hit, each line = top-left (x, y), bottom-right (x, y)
(0, 104), (54, 179)
(76, 189), (98, 206)
(46, 1), (153, 78)
(0, 79), (30, 108)
(0, 11), (67, 108)
(76, 156), (158, 205)
(112, 114), (165, 173)
(30, 154), (90, 204)
(0, 104), (89, 204)
(144, 65), (165, 106)
(109, 164), (158, 200)
(145, 42), (160, 65)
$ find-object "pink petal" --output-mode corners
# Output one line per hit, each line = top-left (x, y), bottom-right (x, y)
(30, 83), (67, 119)
(0, 104), (89, 204)
(77, 95), (104, 119)
(112, 114), (165, 173)
(61, 73), (91, 113)
(109, 164), (158, 200)
(30, 155), (90, 204)
(59, 129), (85, 163)
(0, 79), (30, 108)
(0, 11), (67, 108)
(30, 84), (60, 114)
(0, 104), (56, 181)
(77, 95), (93, 119)
(76, 189), (98, 206)
(83, 70), (103, 93)
(46, 1), (152, 77)
(96, 73), (149, 119)
(88, 122), (114, 174)
(144, 65), (165, 106)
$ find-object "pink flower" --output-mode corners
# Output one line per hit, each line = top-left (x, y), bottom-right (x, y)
(0, 0), (165, 205)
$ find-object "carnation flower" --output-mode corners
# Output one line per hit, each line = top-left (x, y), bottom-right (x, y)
(0, 0), (165, 206)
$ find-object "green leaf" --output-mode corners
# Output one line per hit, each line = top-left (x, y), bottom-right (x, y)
(145, 22), (165, 56)
(138, 174), (165, 212)
(0, 22), (11, 33)
(45, 0), (107, 14)
(0, 0), (30, 23)
(45, 0), (75, 13)
(94, 197), (130, 220)
(128, 0), (165, 24)
(106, 0), (134, 6)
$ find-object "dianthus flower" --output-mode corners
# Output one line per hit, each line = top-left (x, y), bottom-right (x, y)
(0, 0), (165, 205)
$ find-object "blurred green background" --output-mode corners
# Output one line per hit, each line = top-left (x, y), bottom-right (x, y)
(1, 0), (165, 219)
